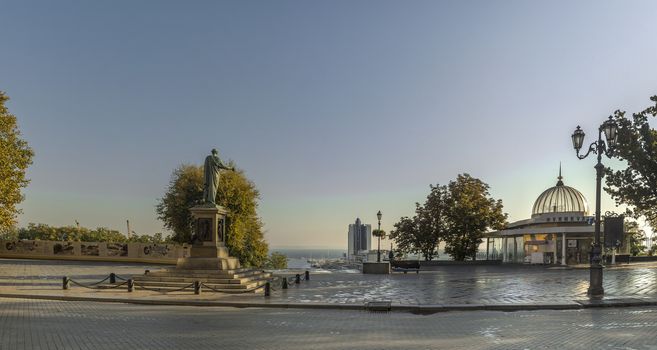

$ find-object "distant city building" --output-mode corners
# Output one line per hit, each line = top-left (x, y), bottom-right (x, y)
(347, 218), (371, 261)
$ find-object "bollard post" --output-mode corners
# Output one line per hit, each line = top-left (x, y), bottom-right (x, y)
(264, 282), (271, 297)
(109, 273), (116, 284)
(62, 276), (69, 290)
(305, 270), (310, 281)
(127, 279), (134, 292)
(194, 281), (201, 295)
(282, 278), (288, 289)
(295, 274), (301, 284)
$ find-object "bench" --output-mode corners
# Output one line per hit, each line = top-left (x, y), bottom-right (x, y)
(390, 260), (420, 274)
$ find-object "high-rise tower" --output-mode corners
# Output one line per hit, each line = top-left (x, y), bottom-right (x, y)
(347, 218), (372, 260)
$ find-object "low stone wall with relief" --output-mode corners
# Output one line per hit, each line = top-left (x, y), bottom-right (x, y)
(0, 240), (189, 264)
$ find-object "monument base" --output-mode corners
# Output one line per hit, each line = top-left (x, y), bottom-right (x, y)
(176, 205), (241, 270)
(176, 243), (241, 270)
(190, 244), (230, 258)
(176, 257), (240, 270)
(362, 262), (390, 274)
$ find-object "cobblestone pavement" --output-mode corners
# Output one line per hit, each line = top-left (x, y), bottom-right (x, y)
(264, 264), (657, 305)
(2, 297), (657, 349)
(3, 258), (657, 305)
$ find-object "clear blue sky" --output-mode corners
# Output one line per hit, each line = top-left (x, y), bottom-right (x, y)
(2, 0), (656, 248)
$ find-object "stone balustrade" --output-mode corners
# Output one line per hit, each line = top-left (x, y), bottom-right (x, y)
(0, 239), (187, 264)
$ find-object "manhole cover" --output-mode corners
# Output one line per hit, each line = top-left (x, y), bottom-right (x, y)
(365, 301), (392, 312)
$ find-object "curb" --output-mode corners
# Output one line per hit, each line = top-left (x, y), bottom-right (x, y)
(1, 293), (655, 313)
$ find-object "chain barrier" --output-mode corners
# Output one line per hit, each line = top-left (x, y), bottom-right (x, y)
(68, 279), (129, 290)
(81, 275), (111, 286)
(269, 270), (310, 292)
(63, 273), (130, 290)
(63, 270), (309, 297)
(133, 281), (196, 294)
(114, 274), (129, 281)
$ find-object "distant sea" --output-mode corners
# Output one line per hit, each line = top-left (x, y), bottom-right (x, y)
(269, 248), (346, 269)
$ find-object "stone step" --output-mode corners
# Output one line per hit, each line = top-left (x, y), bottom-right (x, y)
(102, 279), (267, 293)
(143, 273), (271, 283)
(111, 268), (272, 295)
(130, 284), (266, 294)
(132, 280), (257, 289)
(140, 274), (268, 283)
(133, 276), (248, 284)
(150, 267), (252, 273)
(235, 271), (271, 279)
(145, 268), (260, 277)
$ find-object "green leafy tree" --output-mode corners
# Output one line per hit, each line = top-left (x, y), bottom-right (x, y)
(156, 165), (203, 243)
(156, 164), (269, 267)
(126, 234), (153, 243)
(12, 222), (170, 243)
(650, 243), (657, 256)
(605, 96), (657, 230)
(0, 227), (18, 241)
(125, 232), (171, 244)
(625, 221), (646, 256)
(0, 92), (34, 232)
(18, 223), (74, 241)
(17, 223), (116, 242)
(442, 174), (507, 261)
(80, 227), (126, 242)
(264, 252), (288, 269)
(389, 184), (449, 261)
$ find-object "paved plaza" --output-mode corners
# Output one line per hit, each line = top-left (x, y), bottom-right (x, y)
(2, 297), (657, 349)
(3, 258), (657, 349)
(3, 258), (657, 307)
(269, 264), (657, 305)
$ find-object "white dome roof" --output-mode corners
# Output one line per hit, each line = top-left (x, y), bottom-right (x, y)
(531, 171), (589, 217)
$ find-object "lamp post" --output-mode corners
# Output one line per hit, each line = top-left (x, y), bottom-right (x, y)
(571, 116), (618, 298)
(377, 210), (382, 263)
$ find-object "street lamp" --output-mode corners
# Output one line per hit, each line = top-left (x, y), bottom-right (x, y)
(377, 210), (382, 263)
(571, 116), (618, 298)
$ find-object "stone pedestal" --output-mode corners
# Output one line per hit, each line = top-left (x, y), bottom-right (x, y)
(176, 205), (240, 270)
(362, 262), (390, 274)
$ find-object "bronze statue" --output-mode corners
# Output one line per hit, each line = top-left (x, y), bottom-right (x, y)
(203, 148), (235, 205)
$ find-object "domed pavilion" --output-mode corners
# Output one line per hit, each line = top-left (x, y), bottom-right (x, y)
(487, 168), (599, 265)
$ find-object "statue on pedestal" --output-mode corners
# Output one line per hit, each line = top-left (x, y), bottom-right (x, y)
(203, 148), (235, 206)
(180, 149), (241, 269)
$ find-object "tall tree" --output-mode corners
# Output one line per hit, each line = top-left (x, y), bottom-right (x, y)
(264, 252), (288, 269)
(625, 221), (646, 257)
(389, 184), (449, 261)
(156, 165), (203, 243)
(156, 164), (269, 267)
(605, 96), (657, 230)
(442, 174), (507, 261)
(0, 92), (34, 232)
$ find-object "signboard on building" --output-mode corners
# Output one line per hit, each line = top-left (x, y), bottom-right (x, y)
(567, 240), (577, 248)
(604, 215), (625, 248)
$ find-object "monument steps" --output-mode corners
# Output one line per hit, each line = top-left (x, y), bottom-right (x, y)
(146, 269), (268, 279)
(116, 268), (272, 294)
(132, 280), (263, 290)
(103, 281), (267, 293)
(132, 274), (271, 285)
(133, 276), (247, 284)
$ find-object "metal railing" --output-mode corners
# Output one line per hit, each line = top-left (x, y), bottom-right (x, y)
(268, 270), (310, 293)
(61, 270), (311, 298)
(62, 273), (130, 290)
